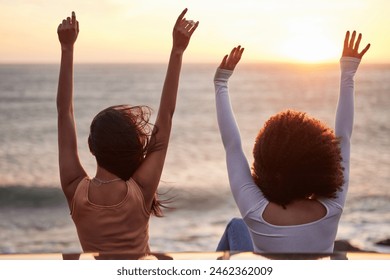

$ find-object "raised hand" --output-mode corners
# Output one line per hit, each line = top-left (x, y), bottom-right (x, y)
(342, 31), (370, 59)
(57, 11), (79, 50)
(219, 45), (245, 71)
(172, 8), (199, 53)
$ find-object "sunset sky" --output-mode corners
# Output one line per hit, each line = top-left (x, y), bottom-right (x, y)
(0, 0), (389, 64)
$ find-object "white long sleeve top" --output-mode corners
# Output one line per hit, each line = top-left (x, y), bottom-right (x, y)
(214, 57), (360, 253)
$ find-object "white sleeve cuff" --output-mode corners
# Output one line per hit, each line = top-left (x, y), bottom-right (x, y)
(214, 68), (234, 82)
(340, 57), (361, 72)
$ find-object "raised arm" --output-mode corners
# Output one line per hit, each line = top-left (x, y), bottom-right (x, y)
(56, 12), (86, 205)
(335, 31), (370, 206)
(133, 9), (198, 205)
(214, 46), (265, 216)
(214, 46), (245, 151)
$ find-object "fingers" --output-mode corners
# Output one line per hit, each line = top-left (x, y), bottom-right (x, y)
(344, 31), (349, 51)
(189, 21), (199, 35)
(238, 46), (245, 57)
(172, 9), (198, 52)
(349, 30), (356, 49)
(359, 43), (371, 58)
(175, 17), (198, 37)
(354, 33), (362, 51)
(174, 8), (197, 34)
(58, 11), (79, 45)
(220, 45), (244, 70)
(72, 11), (76, 24)
(220, 55), (228, 68)
(176, 8), (188, 26)
(229, 46), (244, 62)
(229, 47), (237, 59)
(182, 20), (198, 33)
(58, 11), (78, 30)
(342, 30), (370, 59)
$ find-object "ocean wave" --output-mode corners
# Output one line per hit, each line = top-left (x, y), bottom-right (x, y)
(347, 195), (390, 213)
(0, 184), (233, 210)
(0, 186), (67, 208)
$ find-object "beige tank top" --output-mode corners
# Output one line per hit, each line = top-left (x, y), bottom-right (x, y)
(71, 177), (150, 254)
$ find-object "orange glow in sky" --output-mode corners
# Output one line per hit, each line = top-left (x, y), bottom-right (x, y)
(0, 0), (388, 64)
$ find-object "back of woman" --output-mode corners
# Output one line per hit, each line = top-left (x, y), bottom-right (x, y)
(243, 196), (343, 252)
(56, 10), (198, 254)
(71, 178), (149, 253)
(214, 32), (370, 253)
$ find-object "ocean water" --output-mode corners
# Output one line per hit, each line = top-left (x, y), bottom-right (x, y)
(0, 63), (389, 254)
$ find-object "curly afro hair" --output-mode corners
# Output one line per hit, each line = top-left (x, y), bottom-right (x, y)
(251, 110), (344, 207)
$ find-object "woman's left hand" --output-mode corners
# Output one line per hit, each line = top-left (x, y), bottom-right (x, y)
(172, 8), (199, 53)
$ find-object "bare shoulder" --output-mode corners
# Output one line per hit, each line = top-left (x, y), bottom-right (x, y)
(262, 200), (327, 226)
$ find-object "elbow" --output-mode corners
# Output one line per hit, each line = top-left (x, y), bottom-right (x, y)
(150, 127), (171, 152)
(57, 107), (73, 117)
(335, 127), (353, 142)
(157, 111), (174, 127)
(57, 108), (74, 123)
(167, 108), (175, 120)
(336, 133), (351, 150)
(223, 138), (242, 153)
(56, 99), (73, 116)
(154, 114), (173, 141)
(158, 103), (176, 121)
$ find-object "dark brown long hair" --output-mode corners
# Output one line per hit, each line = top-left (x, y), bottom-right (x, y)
(252, 110), (344, 207)
(88, 105), (164, 216)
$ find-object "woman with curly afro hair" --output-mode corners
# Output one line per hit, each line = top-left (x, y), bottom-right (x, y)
(214, 31), (370, 253)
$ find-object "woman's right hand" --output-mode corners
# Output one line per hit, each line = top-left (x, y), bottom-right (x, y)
(57, 11), (79, 51)
(219, 45), (245, 71)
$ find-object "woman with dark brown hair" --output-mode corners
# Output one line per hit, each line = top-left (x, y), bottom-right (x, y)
(214, 31), (370, 253)
(56, 10), (198, 254)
